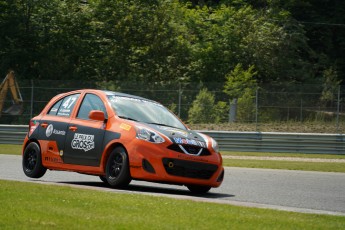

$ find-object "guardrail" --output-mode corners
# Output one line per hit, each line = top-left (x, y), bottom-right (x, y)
(1, 125), (344, 154)
(201, 131), (345, 154)
(0, 125), (28, 145)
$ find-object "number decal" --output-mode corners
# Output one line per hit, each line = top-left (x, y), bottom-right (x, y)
(62, 96), (77, 109)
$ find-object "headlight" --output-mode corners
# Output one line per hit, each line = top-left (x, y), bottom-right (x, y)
(211, 138), (219, 153)
(136, 126), (165, 143)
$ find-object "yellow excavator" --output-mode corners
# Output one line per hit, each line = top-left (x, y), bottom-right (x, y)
(0, 71), (23, 117)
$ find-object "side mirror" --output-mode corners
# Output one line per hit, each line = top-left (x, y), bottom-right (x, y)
(89, 110), (106, 122)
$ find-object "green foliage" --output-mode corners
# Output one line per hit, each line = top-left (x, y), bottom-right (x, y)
(0, 0), (344, 108)
(214, 101), (229, 123)
(188, 88), (227, 123)
(0, 0), (316, 83)
(237, 88), (256, 122)
(224, 63), (257, 99)
(320, 67), (341, 106)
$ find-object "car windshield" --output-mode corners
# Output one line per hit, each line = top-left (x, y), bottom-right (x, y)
(107, 95), (187, 130)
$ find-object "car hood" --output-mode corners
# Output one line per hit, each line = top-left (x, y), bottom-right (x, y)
(147, 124), (208, 148)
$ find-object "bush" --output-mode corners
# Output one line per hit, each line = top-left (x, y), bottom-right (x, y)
(188, 88), (228, 123)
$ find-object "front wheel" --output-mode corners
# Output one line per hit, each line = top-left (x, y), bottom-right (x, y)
(105, 147), (131, 188)
(187, 185), (211, 194)
(22, 142), (47, 178)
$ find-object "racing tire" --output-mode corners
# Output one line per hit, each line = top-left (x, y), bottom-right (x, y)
(105, 147), (131, 188)
(187, 185), (211, 194)
(22, 142), (47, 178)
(99, 176), (109, 185)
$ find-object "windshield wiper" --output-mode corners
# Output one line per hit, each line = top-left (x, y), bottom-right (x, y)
(145, 122), (180, 129)
(118, 116), (138, 122)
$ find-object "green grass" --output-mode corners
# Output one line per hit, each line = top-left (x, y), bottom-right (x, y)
(223, 159), (345, 172)
(221, 151), (345, 159)
(221, 151), (345, 172)
(0, 180), (344, 230)
(0, 144), (22, 155)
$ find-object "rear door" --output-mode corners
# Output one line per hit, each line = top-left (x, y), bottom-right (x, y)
(38, 94), (80, 154)
(63, 93), (108, 167)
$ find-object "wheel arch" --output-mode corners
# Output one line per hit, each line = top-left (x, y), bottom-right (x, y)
(101, 142), (129, 173)
(23, 138), (41, 154)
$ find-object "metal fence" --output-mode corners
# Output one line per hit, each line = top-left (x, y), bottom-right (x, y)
(1, 125), (344, 154)
(1, 80), (345, 133)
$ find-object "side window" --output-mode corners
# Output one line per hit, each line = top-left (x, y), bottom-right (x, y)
(77, 94), (107, 120)
(48, 100), (62, 116)
(51, 94), (80, 117)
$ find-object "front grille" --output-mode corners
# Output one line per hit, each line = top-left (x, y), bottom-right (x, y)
(162, 158), (218, 180)
(167, 144), (211, 156)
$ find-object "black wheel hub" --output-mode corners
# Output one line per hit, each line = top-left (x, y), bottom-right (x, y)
(25, 150), (37, 171)
(109, 154), (123, 179)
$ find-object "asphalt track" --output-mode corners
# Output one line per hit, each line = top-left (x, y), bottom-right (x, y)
(1, 154), (345, 216)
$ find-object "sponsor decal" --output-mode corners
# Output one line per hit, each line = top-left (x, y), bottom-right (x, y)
(109, 95), (163, 107)
(53, 129), (66, 136)
(71, 133), (95, 152)
(45, 156), (63, 164)
(120, 123), (131, 131)
(130, 165), (141, 169)
(45, 124), (66, 137)
(177, 154), (209, 163)
(173, 137), (207, 148)
(46, 124), (54, 137)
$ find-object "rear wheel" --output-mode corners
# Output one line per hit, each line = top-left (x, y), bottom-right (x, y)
(22, 142), (47, 178)
(99, 176), (109, 185)
(105, 147), (131, 188)
(187, 185), (211, 194)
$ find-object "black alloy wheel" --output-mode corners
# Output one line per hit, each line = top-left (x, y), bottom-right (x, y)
(22, 142), (47, 178)
(105, 147), (131, 188)
(99, 175), (109, 185)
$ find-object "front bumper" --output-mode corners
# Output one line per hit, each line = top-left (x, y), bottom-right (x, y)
(126, 140), (224, 188)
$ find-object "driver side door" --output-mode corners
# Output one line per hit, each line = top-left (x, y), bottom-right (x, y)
(63, 93), (108, 167)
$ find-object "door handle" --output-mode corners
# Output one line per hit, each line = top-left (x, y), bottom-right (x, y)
(41, 123), (48, 128)
(69, 126), (78, 132)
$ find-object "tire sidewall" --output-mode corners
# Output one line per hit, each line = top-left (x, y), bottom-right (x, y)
(105, 147), (131, 187)
(22, 142), (46, 178)
(187, 185), (211, 194)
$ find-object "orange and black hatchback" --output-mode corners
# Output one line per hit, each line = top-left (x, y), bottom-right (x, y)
(22, 89), (224, 193)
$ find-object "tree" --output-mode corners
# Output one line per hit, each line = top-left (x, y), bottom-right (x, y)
(224, 64), (257, 99)
(223, 64), (257, 122)
(320, 67), (341, 107)
(188, 88), (227, 123)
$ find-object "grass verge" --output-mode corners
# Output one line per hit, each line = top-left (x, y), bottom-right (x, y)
(0, 180), (344, 229)
(221, 151), (345, 159)
(0, 144), (22, 155)
(223, 159), (345, 173)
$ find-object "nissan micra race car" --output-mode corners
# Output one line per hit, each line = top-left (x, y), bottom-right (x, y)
(22, 89), (224, 193)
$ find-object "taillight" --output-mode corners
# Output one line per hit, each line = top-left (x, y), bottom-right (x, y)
(28, 120), (39, 137)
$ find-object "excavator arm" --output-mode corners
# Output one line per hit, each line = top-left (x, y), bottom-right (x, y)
(0, 71), (23, 117)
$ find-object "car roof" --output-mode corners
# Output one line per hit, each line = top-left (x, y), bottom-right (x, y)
(74, 89), (159, 104)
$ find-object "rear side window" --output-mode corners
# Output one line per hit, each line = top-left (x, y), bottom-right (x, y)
(48, 94), (80, 117)
(48, 100), (62, 116)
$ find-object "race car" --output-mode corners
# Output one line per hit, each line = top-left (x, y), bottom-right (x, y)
(22, 89), (224, 193)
